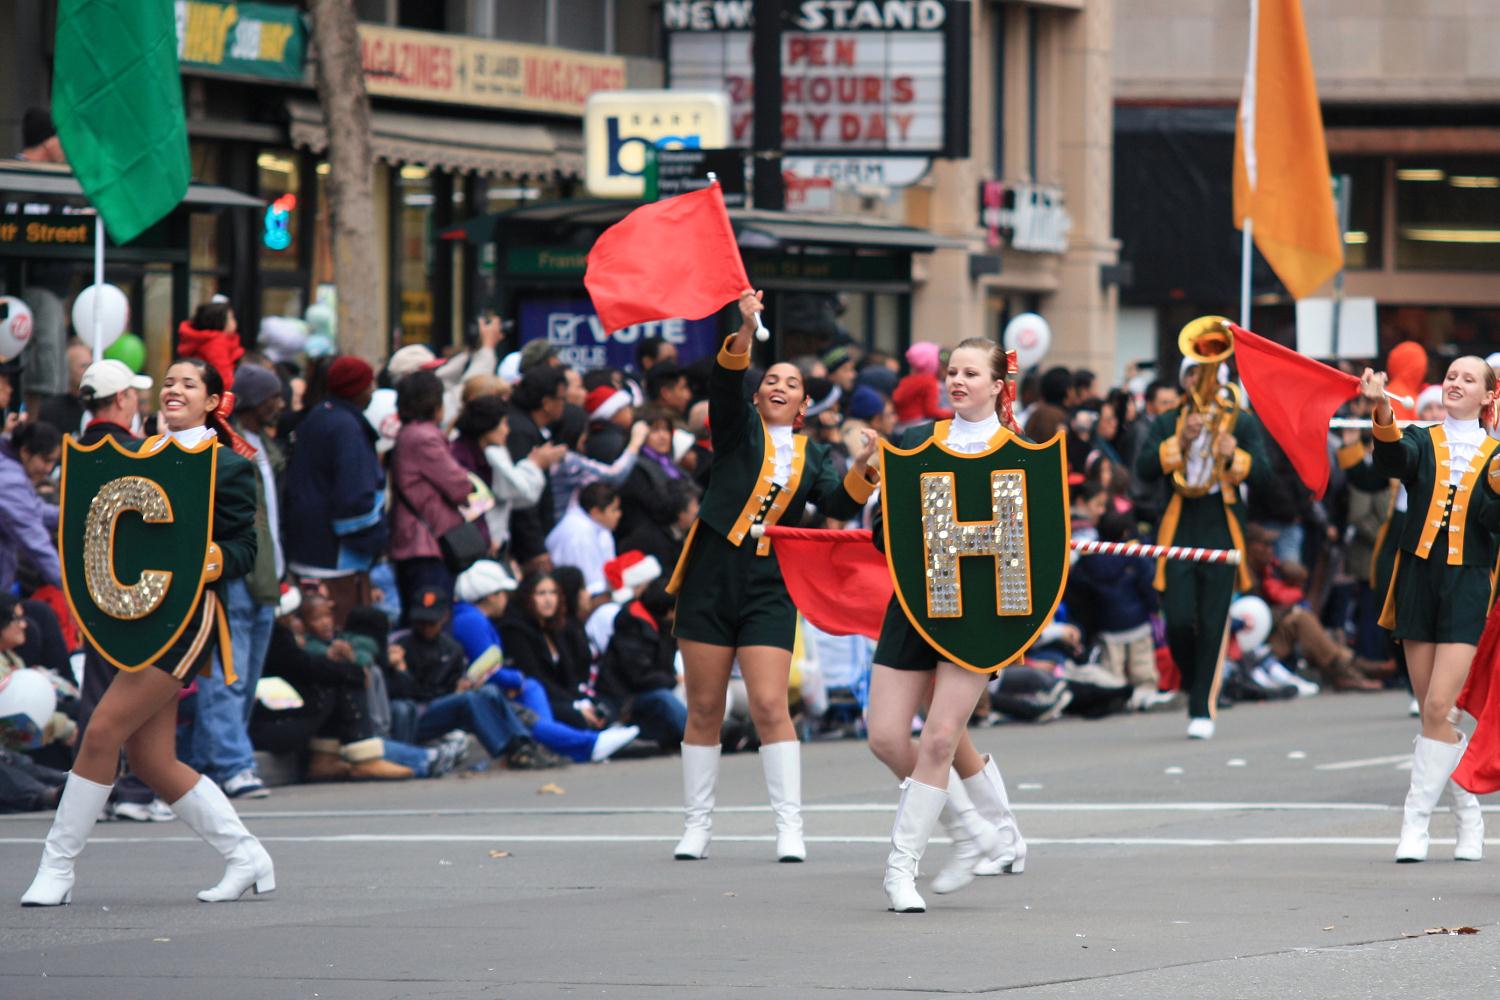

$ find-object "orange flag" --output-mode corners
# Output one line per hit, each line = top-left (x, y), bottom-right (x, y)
(1232, 0), (1342, 300)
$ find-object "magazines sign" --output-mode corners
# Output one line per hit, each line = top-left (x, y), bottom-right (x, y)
(665, 0), (970, 157)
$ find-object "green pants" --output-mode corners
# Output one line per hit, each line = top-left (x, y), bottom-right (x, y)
(1160, 496), (1238, 720)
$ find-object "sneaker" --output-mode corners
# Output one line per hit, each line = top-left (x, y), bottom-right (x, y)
(1034, 681), (1073, 723)
(505, 740), (570, 770)
(222, 769), (270, 799)
(1262, 660), (1320, 697)
(111, 798), (177, 822)
(1186, 717), (1216, 740)
(429, 731), (475, 777)
(590, 724), (640, 762)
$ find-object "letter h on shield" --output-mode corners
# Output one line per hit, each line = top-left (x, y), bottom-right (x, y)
(920, 471), (1030, 619)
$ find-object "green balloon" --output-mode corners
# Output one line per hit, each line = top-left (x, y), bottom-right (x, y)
(103, 332), (146, 372)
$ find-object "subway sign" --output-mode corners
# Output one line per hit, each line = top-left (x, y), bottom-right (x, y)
(665, 0), (970, 158)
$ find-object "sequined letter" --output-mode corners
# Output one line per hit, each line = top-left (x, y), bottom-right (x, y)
(920, 470), (1029, 618)
(83, 477), (174, 620)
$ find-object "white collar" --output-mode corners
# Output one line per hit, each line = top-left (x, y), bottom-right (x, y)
(1443, 415), (1483, 443)
(151, 424), (217, 451)
(768, 424), (794, 448)
(948, 412), (1000, 440)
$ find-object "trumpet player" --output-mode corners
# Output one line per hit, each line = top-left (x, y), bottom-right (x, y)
(1134, 318), (1272, 740)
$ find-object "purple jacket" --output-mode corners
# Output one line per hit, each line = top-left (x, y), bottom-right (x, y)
(390, 421), (473, 561)
(0, 441), (61, 590)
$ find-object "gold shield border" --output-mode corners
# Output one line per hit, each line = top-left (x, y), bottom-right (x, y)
(878, 427), (1072, 674)
(58, 435), (219, 672)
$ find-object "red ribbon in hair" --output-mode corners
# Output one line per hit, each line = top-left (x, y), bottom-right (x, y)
(214, 390), (258, 460)
(1000, 349), (1023, 434)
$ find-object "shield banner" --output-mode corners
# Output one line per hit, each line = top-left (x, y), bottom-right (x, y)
(58, 436), (217, 671)
(880, 432), (1071, 673)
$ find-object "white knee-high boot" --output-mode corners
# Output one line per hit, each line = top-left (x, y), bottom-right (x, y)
(1396, 735), (1463, 863)
(968, 754), (1027, 875)
(674, 743), (721, 860)
(171, 775), (275, 902)
(759, 741), (806, 862)
(21, 772), (113, 906)
(1449, 731), (1484, 862)
(930, 768), (1004, 894)
(883, 778), (947, 913)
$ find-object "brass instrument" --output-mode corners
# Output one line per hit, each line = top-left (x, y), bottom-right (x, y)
(1173, 316), (1243, 498)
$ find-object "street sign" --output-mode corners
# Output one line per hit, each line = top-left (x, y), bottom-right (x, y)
(652, 149), (748, 206)
(584, 90), (732, 198)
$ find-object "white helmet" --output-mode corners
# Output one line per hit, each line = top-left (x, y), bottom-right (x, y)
(1229, 595), (1273, 653)
(0, 669), (57, 750)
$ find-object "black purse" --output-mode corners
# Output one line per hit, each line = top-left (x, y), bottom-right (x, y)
(394, 470), (486, 575)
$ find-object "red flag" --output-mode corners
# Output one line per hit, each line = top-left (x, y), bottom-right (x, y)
(1230, 323), (1360, 500)
(584, 183), (749, 335)
(768, 528), (892, 641)
(1454, 601), (1500, 793)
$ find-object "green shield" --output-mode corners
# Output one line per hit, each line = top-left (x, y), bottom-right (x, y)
(59, 437), (217, 671)
(880, 433), (1071, 673)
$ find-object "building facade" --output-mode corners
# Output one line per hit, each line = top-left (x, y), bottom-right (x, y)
(1114, 0), (1500, 372)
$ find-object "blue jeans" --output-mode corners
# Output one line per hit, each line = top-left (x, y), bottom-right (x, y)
(383, 738), (431, 778)
(405, 687), (527, 757)
(628, 688), (687, 748)
(190, 580), (274, 782)
(511, 677), (597, 762)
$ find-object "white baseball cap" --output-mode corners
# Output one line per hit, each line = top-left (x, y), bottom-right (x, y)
(387, 344), (444, 379)
(80, 359), (151, 398)
(455, 560), (519, 603)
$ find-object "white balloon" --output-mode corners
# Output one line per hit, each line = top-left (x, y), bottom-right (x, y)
(1229, 595), (1274, 653)
(1003, 312), (1052, 370)
(0, 668), (57, 750)
(0, 295), (34, 361)
(71, 283), (130, 350)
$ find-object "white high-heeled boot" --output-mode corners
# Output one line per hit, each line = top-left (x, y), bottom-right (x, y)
(759, 741), (806, 862)
(171, 776), (275, 902)
(931, 768), (1004, 894)
(1449, 731), (1484, 862)
(1396, 735), (1463, 863)
(967, 754), (1027, 875)
(673, 744), (721, 860)
(883, 778), (947, 913)
(21, 772), (113, 906)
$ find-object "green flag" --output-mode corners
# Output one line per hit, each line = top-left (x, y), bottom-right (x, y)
(52, 0), (189, 243)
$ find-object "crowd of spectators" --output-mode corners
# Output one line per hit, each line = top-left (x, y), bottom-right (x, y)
(0, 302), (1460, 814)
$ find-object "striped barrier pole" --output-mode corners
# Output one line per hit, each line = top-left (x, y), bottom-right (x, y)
(754, 526), (1241, 565)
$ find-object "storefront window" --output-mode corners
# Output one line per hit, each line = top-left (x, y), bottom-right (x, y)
(1395, 157), (1500, 272)
(397, 164), (434, 344)
(557, 0), (606, 51)
(257, 150), (301, 274)
(1329, 157), (1383, 271)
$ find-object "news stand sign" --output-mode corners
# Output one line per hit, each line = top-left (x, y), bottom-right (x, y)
(665, 0), (971, 158)
(518, 300), (720, 372)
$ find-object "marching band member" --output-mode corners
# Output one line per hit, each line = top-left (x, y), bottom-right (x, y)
(22, 357), (273, 906)
(1363, 356), (1500, 863)
(867, 337), (1029, 913)
(1135, 324), (1272, 740)
(666, 290), (879, 863)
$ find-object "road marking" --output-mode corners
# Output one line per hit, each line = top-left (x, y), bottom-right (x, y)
(0, 834), (1493, 848)
(1314, 754), (1412, 771)
(0, 801), (1439, 822)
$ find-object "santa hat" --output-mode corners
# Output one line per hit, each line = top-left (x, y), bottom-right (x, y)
(276, 583), (302, 619)
(1414, 384), (1444, 416)
(585, 386), (631, 422)
(603, 550), (662, 602)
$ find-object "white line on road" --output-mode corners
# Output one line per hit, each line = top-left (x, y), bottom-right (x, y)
(0, 834), (1490, 848)
(1313, 754), (1413, 771)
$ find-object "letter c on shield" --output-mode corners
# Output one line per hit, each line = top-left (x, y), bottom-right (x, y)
(83, 476), (175, 621)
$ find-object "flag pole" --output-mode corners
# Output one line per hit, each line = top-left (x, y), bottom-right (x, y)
(1238, 0), (1260, 330)
(710, 170), (769, 343)
(92, 213), (105, 363)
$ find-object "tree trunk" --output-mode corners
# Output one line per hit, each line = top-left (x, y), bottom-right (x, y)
(308, 0), (381, 361)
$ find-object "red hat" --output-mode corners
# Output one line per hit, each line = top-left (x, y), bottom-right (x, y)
(327, 356), (375, 399)
(603, 550), (662, 602)
(585, 386), (631, 422)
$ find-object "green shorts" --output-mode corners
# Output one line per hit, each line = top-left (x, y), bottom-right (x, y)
(872, 595), (943, 672)
(672, 526), (797, 651)
(1392, 545), (1493, 646)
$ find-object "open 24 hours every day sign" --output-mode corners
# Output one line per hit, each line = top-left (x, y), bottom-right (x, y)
(665, 0), (970, 157)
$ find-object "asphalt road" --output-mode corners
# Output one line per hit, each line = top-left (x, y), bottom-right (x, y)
(3, 691), (1498, 1000)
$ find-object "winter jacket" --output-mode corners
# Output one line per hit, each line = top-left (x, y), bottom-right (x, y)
(1066, 552), (1157, 637)
(892, 373), (952, 424)
(390, 420), (473, 562)
(0, 440), (60, 590)
(283, 397), (388, 574)
(390, 630), (468, 704)
(598, 602), (678, 703)
(175, 321), (244, 390)
(497, 609), (592, 712)
(504, 408), (556, 563)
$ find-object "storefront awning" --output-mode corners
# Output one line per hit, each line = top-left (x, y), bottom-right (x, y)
(286, 99), (582, 179)
(441, 198), (960, 252)
(0, 162), (263, 208)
